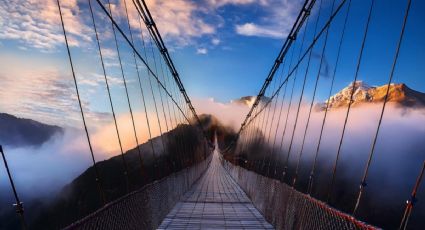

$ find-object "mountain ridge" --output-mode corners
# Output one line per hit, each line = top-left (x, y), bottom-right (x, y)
(0, 113), (63, 148)
(316, 81), (425, 110)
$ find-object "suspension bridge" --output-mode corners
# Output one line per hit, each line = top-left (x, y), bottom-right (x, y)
(1, 0), (424, 229)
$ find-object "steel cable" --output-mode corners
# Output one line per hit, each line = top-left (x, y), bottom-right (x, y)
(352, 0), (412, 215)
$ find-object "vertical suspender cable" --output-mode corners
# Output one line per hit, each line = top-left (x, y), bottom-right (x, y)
(353, 0), (412, 215)
(145, 35), (167, 170)
(399, 161), (425, 230)
(284, 0), (323, 182)
(158, 56), (175, 130)
(89, 0), (130, 193)
(0, 145), (27, 230)
(307, 0), (352, 195)
(327, 0), (375, 204)
(260, 61), (287, 172)
(267, 79), (289, 177)
(264, 64), (288, 175)
(94, 0), (190, 124)
(226, 0), (316, 151)
(267, 44), (297, 177)
(134, 0), (209, 140)
(58, 0), (105, 205)
(149, 44), (170, 132)
(275, 18), (310, 180)
(293, 0), (336, 188)
(257, 85), (275, 172)
(136, 16), (163, 176)
(122, 0), (155, 181)
(106, 0), (146, 183)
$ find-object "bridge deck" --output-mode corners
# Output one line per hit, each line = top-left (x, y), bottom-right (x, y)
(158, 150), (274, 229)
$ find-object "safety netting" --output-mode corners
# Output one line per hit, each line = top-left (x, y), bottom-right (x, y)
(65, 153), (212, 230)
(220, 156), (378, 230)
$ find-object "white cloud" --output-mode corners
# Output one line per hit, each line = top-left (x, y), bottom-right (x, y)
(212, 38), (221, 45)
(196, 48), (208, 55)
(234, 0), (301, 39)
(207, 0), (260, 8)
(0, 0), (92, 51)
(117, 0), (215, 47)
(236, 23), (284, 38)
(101, 47), (117, 60)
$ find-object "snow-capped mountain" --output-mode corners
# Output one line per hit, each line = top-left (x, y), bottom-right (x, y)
(316, 81), (425, 110)
(231, 96), (271, 107)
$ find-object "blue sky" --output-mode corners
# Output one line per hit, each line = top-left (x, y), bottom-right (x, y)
(0, 0), (424, 126)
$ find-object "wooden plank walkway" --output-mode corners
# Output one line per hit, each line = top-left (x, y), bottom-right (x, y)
(158, 150), (274, 229)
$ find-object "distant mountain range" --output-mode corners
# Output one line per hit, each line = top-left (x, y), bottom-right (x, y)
(229, 82), (425, 111)
(316, 81), (425, 110)
(0, 113), (63, 148)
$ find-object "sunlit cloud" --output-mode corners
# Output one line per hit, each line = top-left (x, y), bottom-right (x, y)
(0, 59), (114, 128)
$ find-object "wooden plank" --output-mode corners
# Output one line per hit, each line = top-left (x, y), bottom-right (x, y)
(158, 151), (274, 229)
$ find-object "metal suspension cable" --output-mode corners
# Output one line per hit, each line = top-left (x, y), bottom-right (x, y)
(399, 161), (425, 230)
(94, 0), (190, 124)
(163, 67), (178, 129)
(134, 15), (159, 175)
(307, 0), (352, 196)
(327, 0), (375, 203)
(1, 145), (27, 230)
(121, 0), (153, 181)
(106, 0), (145, 182)
(158, 55), (174, 130)
(145, 40), (175, 173)
(133, 0), (206, 136)
(148, 41), (169, 132)
(58, 0), (105, 205)
(273, 44), (301, 178)
(262, 64), (288, 173)
(214, 0), (349, 157)
(269, 27), (305, 178)
(284, 0), (324, 182)
(352, 0), (412, 215)
(158, 50), (185, 168)
(239, 106), (260, 161)
(144, 35), (167, 157)
(219, 0), (317, 156)
(267, 79), (289, 177)
(235, 0), (316, 139)
(260, 69), (283, 171)
(253, 104), (268, 171)
(274, 76), (296, 178)
(89, 0), (130, 193)
(238, 105), (259, 167)
(292, 0), (337, 188)
(141, 21), (169, 175)
(163, 62), (187, 167)
(260, 57), (289, 172)
(237, 0), (349, 142)
(237, 13), (309, 168)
